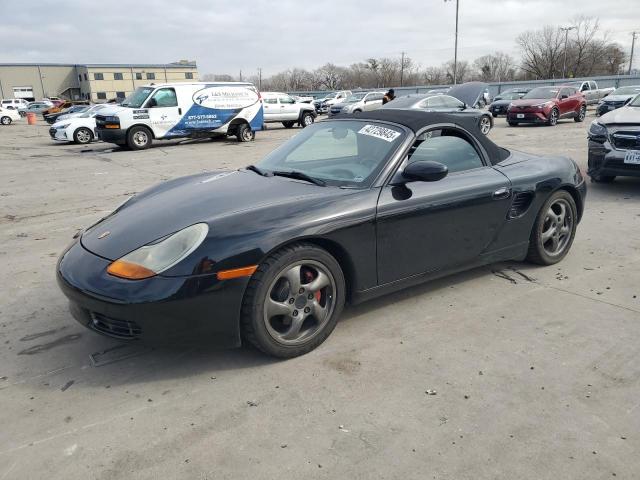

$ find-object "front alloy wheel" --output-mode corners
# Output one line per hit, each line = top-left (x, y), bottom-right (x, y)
(547, 108), (559, 126)
(241, 243), (345, 358)
(479, 116), (492, 135)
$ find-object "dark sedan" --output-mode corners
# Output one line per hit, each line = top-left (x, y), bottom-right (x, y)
(382, 93), (493, 134)
(596, 86), (640, 116)
(588, 96), (640, 183)
(57, 110), (586, 358)
(488, 88), (531, 117)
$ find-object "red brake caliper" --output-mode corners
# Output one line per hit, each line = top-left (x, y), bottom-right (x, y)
(303, 268), (322, 302)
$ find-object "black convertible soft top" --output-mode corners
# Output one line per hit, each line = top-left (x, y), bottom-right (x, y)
(345, 109), (510, 164)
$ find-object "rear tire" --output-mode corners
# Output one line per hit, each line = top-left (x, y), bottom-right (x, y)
(236, 123), (255, 142)
(73, 127), (93, 145)
(1, 116), (11, 125)
(574, 104), (587, 122)
(282, 121), (295, 129)
(127, 126), (152, 150)
(526, 190), (577, 266)
(241, 243), (346, 358)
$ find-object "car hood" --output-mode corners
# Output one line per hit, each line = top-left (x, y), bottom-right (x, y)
(81, 170), (340, 260)
(490, 99), (512, 106)
(95, 105), (128, 116)
(602, 94), (634, 103)
(599, 106), (640, 125)
(448, 81), (488, 107)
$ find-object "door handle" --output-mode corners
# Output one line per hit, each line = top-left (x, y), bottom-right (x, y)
(493, 187), (511, 200)
(178, 107), (182, 115)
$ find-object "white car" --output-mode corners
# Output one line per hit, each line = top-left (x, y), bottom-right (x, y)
(0, 107), (21, 125)
(329, 91), (385, 116)
(49, 111), (99, 144)
(262, 92), (317, 128)
(1, 98), (29, 111)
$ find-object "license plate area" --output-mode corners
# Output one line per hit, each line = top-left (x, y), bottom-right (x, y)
(624, 150), (640, 164)
(517, 113), (525, 119)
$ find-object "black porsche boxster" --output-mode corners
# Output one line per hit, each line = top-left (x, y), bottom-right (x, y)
(57, 110), (586, 358)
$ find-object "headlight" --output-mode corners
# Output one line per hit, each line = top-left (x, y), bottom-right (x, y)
(508, 103), (515, 109)
(57, 123), (70, 129)
(533, 102), (550, 109)
(107, 223), (209, 280)
(588, 121), (608, 138)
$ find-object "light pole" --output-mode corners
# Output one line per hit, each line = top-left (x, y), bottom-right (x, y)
(629, 32), (638, 75)
(560, 26), (576, 79)
(444, 0), (460, 84)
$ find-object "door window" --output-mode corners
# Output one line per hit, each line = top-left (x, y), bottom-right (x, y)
(589, 81), (597, 90)
(440, 95), (464, 109)
(263, 98), (277, 104)
(407, 128), (484, 174)
(147, 88), (177, 107)
(279, 95), (296, 104)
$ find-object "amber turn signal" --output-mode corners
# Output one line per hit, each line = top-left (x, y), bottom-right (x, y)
(216, 265), (258, 280)
(107, 260), (156, 280)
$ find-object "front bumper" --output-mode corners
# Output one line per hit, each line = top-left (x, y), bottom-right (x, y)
(96, 127), (127, 144)
(49, 127), (69, 142)
(507, 110), (548, 124)
(587, 140), (640, 179)
(596, 103), (623, 117)
(57, 240), (247, 347)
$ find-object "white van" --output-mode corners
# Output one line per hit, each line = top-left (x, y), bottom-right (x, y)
(96, 82), (263, 150)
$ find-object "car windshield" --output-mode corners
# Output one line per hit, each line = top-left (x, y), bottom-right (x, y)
(627, 95), (640, 107)
(523, 87), (559, 99)
(345, 93), (366, 103)
(497, 91), (524, 100)
(613, 86), (640, 96)
(381, 95), (424, 108)
(121, 87), (154, 108)
(256, 120), (406, 188)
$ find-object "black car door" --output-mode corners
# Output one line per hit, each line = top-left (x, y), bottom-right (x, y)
(376, 126), (512, 285)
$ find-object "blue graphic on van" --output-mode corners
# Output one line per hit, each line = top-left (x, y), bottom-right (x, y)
(166, 103), (263, 137)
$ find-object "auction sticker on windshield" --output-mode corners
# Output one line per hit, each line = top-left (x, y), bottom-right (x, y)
(358, 124), (401, 142)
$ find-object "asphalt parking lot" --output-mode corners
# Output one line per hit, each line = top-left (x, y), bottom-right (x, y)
(1, 112), (639, 479)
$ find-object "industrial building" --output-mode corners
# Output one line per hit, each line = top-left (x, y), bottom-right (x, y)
(0, 61), (199, 102)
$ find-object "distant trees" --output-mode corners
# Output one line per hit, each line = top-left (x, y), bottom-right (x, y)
(204, 17), (630, 90)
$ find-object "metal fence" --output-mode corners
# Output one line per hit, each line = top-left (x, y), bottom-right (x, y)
(290, 74), (640, 99)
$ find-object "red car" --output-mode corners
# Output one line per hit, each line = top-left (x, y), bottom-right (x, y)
(507, 86), (587, 126)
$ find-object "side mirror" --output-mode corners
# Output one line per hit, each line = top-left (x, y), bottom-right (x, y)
(561, 94), (568, 99)
(147, 98), (158, 107)
(401, 161), (448, 183)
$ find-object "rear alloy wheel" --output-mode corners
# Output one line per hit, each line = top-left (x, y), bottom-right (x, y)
(547, 108), (559, 126)
(479, 115), (492, 135)
(300, 112), (314, 127)
(127, 126), (152, 150)
(241, 243), (345, 358)
(282, 121), (295, 129)
(526, 190), (577, 265)
(236, 123), (255, 142)
(73, 127), (93, 144)
(574, 104), (587, 122)
(1, 116), (11, 125)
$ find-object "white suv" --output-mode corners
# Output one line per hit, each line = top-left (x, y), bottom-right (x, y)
(262, 92), (317, 128)
(1, 98), (29, 111)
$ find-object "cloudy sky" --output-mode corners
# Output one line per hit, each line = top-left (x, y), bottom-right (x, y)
(0, 0), (637, 76)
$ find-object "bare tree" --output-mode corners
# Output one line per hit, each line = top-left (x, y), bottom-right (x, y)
(473, 52), (517, 82)
(517, 26), (565, 79)
(443, 59), (470, 83)
(315, 63), (345, 90)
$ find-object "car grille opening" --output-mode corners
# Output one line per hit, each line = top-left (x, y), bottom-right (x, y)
(611, 131), (640, 151)
(508, 192), (534, 219)
(90, 312), (141, 340)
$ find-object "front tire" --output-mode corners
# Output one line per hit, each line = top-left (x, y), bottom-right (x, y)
(241, 243), (346, 358)
(508, 121), (517, 127)
(526, 190), (577, 265)
(1, 116), (12, 125)
(300, 112), (314, 127)
(73, 127), (93, 144)
(236, 123), (255, 142)
(479, 115), (492, 135)
(127, 126), (152, 150)
(547, 108), (559, 126)
(590, 174), (615, 183)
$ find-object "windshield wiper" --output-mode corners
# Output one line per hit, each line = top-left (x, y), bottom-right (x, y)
(245, 164), (269, 176)
(271, 170), (326, 186)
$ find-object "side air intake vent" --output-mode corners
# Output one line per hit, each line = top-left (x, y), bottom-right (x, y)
(508, 192), (534, 219)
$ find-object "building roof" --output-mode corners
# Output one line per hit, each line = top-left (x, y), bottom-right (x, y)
(0, 62), (197, 69)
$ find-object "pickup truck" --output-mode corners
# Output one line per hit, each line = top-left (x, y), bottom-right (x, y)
(564, 80), (614, 105)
